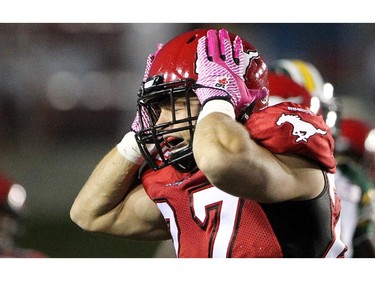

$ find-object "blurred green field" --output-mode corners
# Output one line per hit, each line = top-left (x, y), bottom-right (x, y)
(19, 218), (160, 258)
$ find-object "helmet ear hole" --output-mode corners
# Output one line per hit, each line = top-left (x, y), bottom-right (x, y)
(186, 34), (198, 44)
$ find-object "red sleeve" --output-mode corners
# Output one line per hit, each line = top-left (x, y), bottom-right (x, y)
(244, 102), (336, 173)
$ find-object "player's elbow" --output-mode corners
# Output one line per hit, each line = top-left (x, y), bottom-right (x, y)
(195, 151), (230, 185)
(70, 205), (87, 230)
(195, 149), (270, 201)
(70, 203), (98, 232)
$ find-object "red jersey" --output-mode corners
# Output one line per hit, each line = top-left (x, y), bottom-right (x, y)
(141, 102), (346, 258)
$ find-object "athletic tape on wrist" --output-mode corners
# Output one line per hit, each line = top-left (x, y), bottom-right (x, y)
(197, 99), (235, 123)
(116, 131), (144, 165)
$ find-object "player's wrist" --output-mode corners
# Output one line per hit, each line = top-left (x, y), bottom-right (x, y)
(116, 131), (144, 165)
(197, 99), (235, 123)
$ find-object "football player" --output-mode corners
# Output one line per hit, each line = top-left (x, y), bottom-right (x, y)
(335, 118), (375, 257)
(71, 28), (346, 258)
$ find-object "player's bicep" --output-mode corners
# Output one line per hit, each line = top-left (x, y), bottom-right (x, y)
(266, 153), (325, 201)
(94, 183), (170, 240)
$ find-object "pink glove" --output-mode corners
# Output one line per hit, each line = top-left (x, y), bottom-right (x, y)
(131, 106), (159, 133)
(131, 43), (163, 132)
(142, 43), (163, 82)
(195, 29), (263, 118)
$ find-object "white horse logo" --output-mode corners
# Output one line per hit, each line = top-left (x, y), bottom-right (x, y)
(242, 50), (259, 77)
(276, 114), (327, 142)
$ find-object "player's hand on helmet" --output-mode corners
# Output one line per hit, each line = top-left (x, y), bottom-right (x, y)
(131, 42), (164, 133)
(116, 44), (163, 164)
(195, 29), (263, 118)
(143, 43), (163, 82)
(130, 105), (159, 133)
(118, 103), (158, 166)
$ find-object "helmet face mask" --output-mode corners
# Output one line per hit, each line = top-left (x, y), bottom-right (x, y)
(135, 28), (269, 172)
(135, 76), (198, 172)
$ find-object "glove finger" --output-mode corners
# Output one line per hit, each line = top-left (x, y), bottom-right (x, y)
(207, 29), (220, 62)
(131, 105), (160, 133)
(197, 36), (208, 64)
(131, 110), (141, 132)
(233, 35), (243, 66)
(155, 43), (163, 55)
(143, 53), (154, 82)
(143, 43), (163, 82)
(219, 29), (240, 76)
(219, 28), (230, 61)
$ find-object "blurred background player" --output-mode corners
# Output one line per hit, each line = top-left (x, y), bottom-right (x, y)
(336, 118), (375, 183)
(0, 173), (47, 257)
(268, 59), (375, 258)
(335, 118), (375, 257)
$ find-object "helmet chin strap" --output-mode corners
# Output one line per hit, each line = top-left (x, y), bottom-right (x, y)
(169, 147), (197, 173)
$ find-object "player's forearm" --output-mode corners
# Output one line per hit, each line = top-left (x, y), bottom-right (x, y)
(194, 112), (248, 161)
(193, 111), (274, 200)
(194, 113), (257, 179)
(70, 146), (140, 231)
